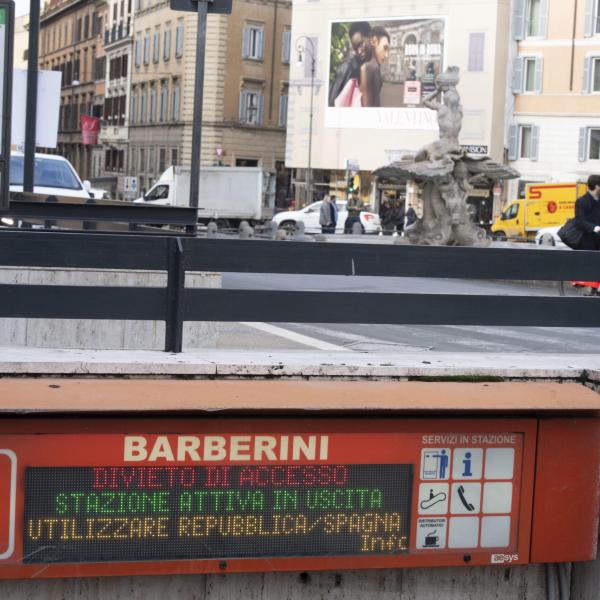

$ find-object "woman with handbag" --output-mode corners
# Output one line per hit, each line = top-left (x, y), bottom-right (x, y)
(573, 175), (600, 250)
(558, 175), (600, 250)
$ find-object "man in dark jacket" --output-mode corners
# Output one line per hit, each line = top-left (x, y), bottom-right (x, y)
(575, 174), (600, 250)
(328, 22), (371, 107)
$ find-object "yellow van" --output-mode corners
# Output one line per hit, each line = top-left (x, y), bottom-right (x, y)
(491, 182), (587, 241)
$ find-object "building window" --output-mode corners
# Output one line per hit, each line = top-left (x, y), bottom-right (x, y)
(467, 32), (485, 72)
(159, 148), (166, 172)
(584, 56), (600, 92)
(519, 125), (540, 159)
(148, 147), (155, 175)
(278, 93), (288, 127)
(139, 148), (145, 172)
(171, 148), (178, 166)
(508, 124), (539, 161)
(163, 27), (171, 61)
(239, 90), (263, 125)
(512, 56), (543, 94)
(513, 0), (548, 40)
(242, 24), (264, 60)
(143, 31), (150, 65)
(153, 30), (160, 63)
(171, 85), (180, 120)
(140, 89), (147, 123)
(149, 87), (157, 123)
(579, 127), (600, 160)
(134, 36), (141, 67)
(590, 128), (600, 159)
(281, 30), (291, 64)
(585, 0), (600, 36)
(527, 0), (541, 36)
(524, 57), (537, 92)
(130, 93), (137, 124)
(160, 85), (168, 122)
(175, 21), (184, 57)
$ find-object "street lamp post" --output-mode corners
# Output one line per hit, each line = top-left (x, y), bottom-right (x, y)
(295, 36), (315, 208)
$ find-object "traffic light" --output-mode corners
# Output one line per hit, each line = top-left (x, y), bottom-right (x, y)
(347, 174), (360, 195)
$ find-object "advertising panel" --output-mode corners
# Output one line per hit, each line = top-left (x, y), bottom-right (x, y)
(326, 17), (445, 130)
(0, 418), (536, 578)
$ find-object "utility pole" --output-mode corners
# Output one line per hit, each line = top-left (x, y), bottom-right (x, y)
(24, 0), (41, 193)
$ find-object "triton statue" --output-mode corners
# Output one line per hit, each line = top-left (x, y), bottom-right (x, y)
(374, 67), (519, 246)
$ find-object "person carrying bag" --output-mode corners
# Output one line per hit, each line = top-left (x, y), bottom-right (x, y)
(558, 175), (600, 250)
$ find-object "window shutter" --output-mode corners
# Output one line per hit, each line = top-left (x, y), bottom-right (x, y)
(279, 94), (288, 127)
(508, 125), (519, 161)
(584, 0), (595, 37)
(512, 0), (527, 40)
(467, 32), (485, 72)
(534, 57), (544, 93)
(530, 126), (540, 161)
(257, 29), (264, 60)
(257, 94), (264, 124)
(512, 57), (524, 94)
(242, 27), (250, 58)
(579, 127), (588, 162)
(164, 29), (170, 60)
(539, 0), (549, 38)
(583, 56), (592, 93)
(282, 30), (291, 64)
(239, 91), (248, 121)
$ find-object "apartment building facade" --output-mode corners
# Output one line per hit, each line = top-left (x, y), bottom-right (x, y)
(98, 0), (134, 196)
(39, 0), (108, 181)
(507, 0), (600, 197)
(129, 0), (291, 199)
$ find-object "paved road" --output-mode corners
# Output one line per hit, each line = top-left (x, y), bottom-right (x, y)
(222, 273), (600, 354)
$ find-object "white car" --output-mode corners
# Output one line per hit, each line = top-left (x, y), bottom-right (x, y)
(535, 226), (566, 248)
(273, 200), (381, 234)
(9, 152), (91, 200)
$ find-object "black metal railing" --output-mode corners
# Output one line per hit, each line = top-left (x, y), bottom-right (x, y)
(6, 193), (198, 234)
(1, 229), (600, 353)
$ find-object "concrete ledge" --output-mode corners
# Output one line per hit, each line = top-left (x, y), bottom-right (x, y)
(0, 346), (598, 380)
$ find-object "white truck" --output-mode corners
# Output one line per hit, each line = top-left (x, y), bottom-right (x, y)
(134, 166), (275, 227)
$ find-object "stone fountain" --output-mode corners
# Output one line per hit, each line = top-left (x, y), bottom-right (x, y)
(374, 67), (519, 246)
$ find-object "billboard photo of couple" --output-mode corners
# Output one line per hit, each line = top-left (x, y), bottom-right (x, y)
(328, 17), (445, 109)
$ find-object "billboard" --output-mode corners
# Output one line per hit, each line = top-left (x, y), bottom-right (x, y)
(326, 17), (445, 130)
(0, 417), (541, 578)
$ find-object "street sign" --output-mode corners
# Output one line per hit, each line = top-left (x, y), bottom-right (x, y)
(0, 1), (13, 211)
(169, 0), (232, 14)
(123, 176), (138, 194)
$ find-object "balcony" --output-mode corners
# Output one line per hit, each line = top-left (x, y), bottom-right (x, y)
(104, 20), (132, 48)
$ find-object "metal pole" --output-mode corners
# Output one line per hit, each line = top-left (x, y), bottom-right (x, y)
(307, 54), (314, 207)
(24, 0), (41, 193)
(188, 0), (209, 210)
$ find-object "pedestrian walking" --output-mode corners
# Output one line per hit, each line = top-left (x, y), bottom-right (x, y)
(573, 175), (600, 250)
(405, 206), (417, 227)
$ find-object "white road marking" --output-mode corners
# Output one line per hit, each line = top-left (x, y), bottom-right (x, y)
(239, 322), (351, 352)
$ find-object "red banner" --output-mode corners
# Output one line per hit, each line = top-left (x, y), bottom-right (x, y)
(80, 115), (100, 145)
